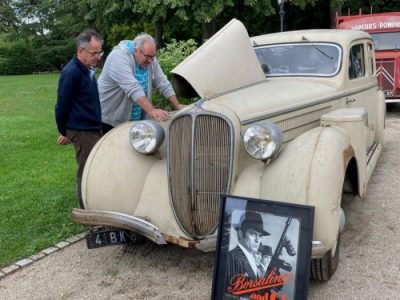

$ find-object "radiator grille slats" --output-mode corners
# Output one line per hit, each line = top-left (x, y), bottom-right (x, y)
(169, 114), (231, 238)
(169, 116), (192, 225)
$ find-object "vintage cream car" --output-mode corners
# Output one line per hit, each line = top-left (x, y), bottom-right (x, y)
(72, 19), (385, 281)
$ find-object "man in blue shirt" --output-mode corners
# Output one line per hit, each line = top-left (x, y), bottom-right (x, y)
(55, 29), (103, 208)
(98, 33), (185, 133)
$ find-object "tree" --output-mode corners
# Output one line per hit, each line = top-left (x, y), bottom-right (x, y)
(0, 0), (90, 74)
(0, 0), (18, 33)
(133, 0), (274, 42)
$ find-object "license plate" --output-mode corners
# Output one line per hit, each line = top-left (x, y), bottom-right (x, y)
(86, 229), (141, 249)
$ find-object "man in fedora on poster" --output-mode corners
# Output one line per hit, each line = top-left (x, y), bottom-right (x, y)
(225, 211), (270, 285)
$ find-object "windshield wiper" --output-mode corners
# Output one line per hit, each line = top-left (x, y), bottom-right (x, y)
(302, 36), (333, 60)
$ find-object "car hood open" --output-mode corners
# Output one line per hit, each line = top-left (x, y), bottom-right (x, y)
(171, 19), (266, 99)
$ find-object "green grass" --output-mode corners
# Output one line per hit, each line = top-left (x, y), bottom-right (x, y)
(0, 74), (84, 268)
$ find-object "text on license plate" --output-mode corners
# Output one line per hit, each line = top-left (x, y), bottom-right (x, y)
(86, 229), (139, 249)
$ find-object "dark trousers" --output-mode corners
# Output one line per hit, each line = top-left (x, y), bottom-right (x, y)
(66, 129), (102, 208)
(101, 122), (114, 135)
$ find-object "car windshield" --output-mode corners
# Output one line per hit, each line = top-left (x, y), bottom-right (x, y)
(370, 32), (400, 50)
(254, 43), (341, 77)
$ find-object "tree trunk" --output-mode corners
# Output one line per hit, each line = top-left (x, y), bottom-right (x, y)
(330, 6), (342, 28)
(154, 20), (164, 49)
(202, 20), (215, 42)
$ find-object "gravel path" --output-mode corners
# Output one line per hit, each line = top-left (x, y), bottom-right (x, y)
(1, 105), (400, 300)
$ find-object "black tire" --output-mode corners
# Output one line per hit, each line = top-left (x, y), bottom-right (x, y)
(310, 233), (340, 281)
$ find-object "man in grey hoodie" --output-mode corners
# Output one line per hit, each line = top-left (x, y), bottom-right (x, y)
(98, 33), (185, 133)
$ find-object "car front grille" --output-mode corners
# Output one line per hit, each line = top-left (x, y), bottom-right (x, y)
(168, 113), (232, 238)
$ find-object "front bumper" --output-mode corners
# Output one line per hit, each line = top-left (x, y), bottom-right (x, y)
(71, 209), (167, 245)
(72, 208), (327, 257)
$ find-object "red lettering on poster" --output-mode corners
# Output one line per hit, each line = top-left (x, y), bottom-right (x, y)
(227, 267), (292, 296)
(249, 291), (288, 300)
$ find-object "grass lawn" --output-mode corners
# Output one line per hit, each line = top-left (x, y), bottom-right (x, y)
(0, 74), (84, 268)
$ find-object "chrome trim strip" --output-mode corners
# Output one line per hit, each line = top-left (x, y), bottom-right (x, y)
(241, 82), (378, 125)
(71, 208), (167, 245)
(367, 142), (379, 165)
(190, 114), (196, 218)
(311, 240), (326, 259)
(385, 99), (400, 103)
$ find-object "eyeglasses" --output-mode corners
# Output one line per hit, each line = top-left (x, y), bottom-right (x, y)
(82, 48), (104, 57)
(139, 48), (156, 60)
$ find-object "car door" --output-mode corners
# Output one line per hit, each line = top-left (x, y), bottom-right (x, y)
(346, 40), (377, 148)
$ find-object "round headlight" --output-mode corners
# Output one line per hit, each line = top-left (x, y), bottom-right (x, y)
(243, 122), (282, 160)
(129, 120), (165, 154)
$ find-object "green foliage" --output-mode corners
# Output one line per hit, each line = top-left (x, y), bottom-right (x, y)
(341, 0), (400, 13)
(0, 0), (85, 75)
(2, 0), (400, 75)
(0, 74), (84, 268)
(0, 39), (34, 74)
(0, 37), (74, 74)
(157, 38), (198, 78)
(107, 23), (154, 50)
(153, 38), (198, 108)
(0, 0), (17, 33)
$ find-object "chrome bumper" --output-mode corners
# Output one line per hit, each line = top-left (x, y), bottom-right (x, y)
(71, 208), (167, 245)
(72, 208), (327, 256)
(311, 241), (326, 258)
(195, 235), (327, 258)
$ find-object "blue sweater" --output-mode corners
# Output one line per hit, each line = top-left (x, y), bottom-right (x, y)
(55, 57), (102, 136)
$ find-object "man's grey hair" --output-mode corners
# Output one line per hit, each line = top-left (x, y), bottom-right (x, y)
(133, 33), (155, 50)
(76, 29), (103, 49)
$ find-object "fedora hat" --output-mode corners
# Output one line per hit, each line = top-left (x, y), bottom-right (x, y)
(236, 211), (270, 236)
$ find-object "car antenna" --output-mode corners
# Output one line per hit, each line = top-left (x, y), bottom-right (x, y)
(302, 36), (333, 60)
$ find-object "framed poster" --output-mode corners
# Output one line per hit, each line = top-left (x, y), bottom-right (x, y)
(211, 195), (314, 300)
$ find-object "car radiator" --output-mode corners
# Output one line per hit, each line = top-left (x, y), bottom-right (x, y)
(168, 113), (232, 238)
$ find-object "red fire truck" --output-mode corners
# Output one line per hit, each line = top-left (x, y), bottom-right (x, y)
(337, 12), (400, 103)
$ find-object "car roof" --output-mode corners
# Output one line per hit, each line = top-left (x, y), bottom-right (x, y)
(251, 29), (373, 46)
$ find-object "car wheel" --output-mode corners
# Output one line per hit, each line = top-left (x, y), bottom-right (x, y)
(310, 233), (340, 281)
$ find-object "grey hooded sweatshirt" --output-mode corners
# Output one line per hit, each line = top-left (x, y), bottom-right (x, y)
(98, 40), (176, 127)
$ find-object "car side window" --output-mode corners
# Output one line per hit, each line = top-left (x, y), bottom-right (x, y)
(349, 44), (365, 79)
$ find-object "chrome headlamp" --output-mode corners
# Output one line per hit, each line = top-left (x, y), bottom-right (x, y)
(129, 120), (165, 154)
(243, 122), (282, 160)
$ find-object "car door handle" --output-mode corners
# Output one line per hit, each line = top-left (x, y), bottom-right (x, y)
(345, 97), (356, 104)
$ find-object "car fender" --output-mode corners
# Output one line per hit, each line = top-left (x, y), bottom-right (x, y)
(233, 126), (353, 252)
(82, 122), (163, 214)
(82, 122), (190, 239)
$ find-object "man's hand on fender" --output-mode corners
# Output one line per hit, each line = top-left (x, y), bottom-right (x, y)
(148, 108), (169, 122)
